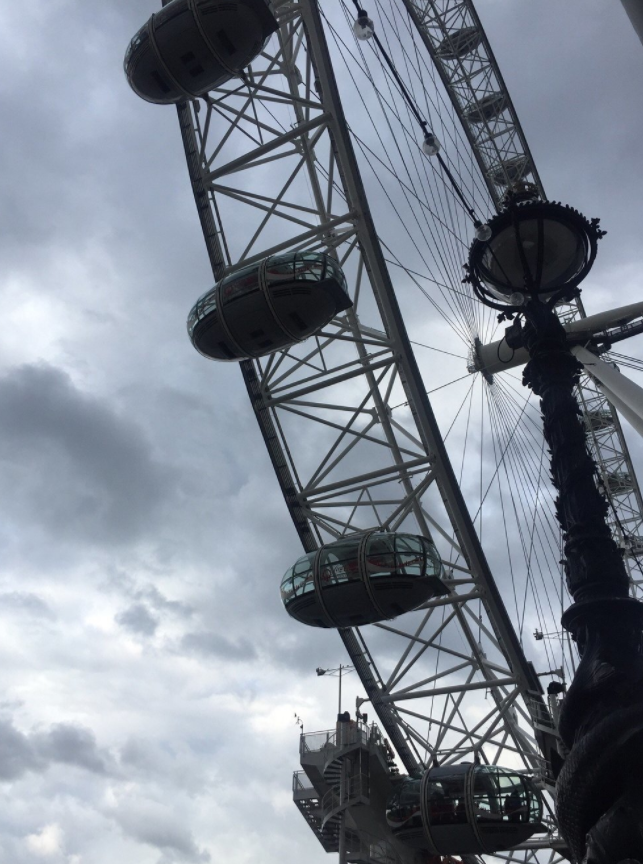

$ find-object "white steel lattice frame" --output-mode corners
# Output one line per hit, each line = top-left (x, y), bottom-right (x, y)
(399, 0), (544, 203)
(171, 1), (567, 859)
(402, 0), (643, 597)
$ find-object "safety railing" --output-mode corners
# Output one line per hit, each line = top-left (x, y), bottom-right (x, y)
(525, 694), (558, 732)
(300, 722), (383, 755)
(292, 770), (316, 795)
(300, 729), (337, 754)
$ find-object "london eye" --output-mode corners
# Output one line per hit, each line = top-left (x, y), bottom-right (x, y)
(125, 2), (643, 862)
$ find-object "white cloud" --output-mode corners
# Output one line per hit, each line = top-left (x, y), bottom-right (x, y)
(26, 823), (63, 857)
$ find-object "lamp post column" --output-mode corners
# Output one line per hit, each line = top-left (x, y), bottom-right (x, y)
(521, 299), (631, 611)
(466, 193), (643, 862)
(519, 297), (643, 863)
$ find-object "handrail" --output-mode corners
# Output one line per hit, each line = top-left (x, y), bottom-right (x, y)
(300, 722), (383, 754)
(292, 770), (316, 794)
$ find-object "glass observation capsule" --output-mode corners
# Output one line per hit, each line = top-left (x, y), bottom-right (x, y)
(489, 156), (529, 187)
(124, 0), (278, 105)
(463, 92), (506, 124)
(280, 532), (448, 629)
(187, 252), (352, 361)
(435, 26), (482, 60)
(386, 765), (544, 856)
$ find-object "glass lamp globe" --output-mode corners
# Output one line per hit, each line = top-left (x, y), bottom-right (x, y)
(422, 132), (441, 156)
(467, 200), (601, 306)
(474, 222), (492, 242)
(353, 10), (375, 40)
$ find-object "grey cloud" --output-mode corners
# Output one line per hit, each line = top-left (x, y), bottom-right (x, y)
(119, 737), (209, 795)
(120, 738), (167, 776)
(0, 592), (55, 620)
(0, 363), (176, 548)
(180, 630), (257, 661)
(138, 585), (193, 619)
(116, 602), (159, 636)
(102, 571), (194, 619)
(0, 718), (109, 781)
(114, 804), (211, 863)
(34, 723), (108, 775)
(0, 720), (44, 781)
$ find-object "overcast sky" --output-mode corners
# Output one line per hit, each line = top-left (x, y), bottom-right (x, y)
(0, 1), (641, 863)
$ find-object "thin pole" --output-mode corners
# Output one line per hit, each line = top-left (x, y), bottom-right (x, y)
(338, 665), (343, 715)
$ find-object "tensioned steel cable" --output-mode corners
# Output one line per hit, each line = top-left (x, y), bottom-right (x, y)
(486, 383), (559, 671)
(490, 382), (566, 641)
(337, 1), (510, 360)
(349, 0), (489, 232)
(330, 0), (569, 683)
(324, 9), (478, 342)
(370, 0), (476, 329)
(327, 0), (498, 340)
(376, 0), (491, 215)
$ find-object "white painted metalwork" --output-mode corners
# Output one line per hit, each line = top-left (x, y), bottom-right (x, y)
(168, 4), (567, 862)
(403, 0), (643, 603)
(573, 347), (643, 453)
(399, 0), (544, 204)
(157, 2), (643, 862)
(472, 302), (643, 377)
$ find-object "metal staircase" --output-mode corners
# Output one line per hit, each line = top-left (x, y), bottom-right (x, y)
(293, 773), (340, 852)
(295, 721), (411, 863)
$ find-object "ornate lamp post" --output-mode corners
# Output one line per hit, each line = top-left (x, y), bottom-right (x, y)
(465, 186), (643, 864)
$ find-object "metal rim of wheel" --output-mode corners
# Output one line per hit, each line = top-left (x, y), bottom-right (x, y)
(141, 2), (643, 862)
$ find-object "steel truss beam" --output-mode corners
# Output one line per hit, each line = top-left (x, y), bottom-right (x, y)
(403, 0), (643, 600)
(172, 1), (564, 857)
(399, 0), (544, 205)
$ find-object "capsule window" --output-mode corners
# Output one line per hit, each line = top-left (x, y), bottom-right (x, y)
(472, 768), (532, 824)
(265, 252), (328, 285)
(365, 535), (396, 577)
(386, 777), (422, 829)
(220, 266), (261, 304)
(295, 255), (326, 282)
(471, 770), (500, 822)
(318, 539), (360, 586)
(395, 535), (424, 576)
(188, 287), (217, 336)
(427, 774), (467, 825)
(292, 553), (316, 595)
(264, 256), (296, 282)
(527, 780), (540, 822)
(280, 567), (295, 602)
(422, 538), (443, 578)
(125, 26), (149, 64)
(325, 256), (348, 291)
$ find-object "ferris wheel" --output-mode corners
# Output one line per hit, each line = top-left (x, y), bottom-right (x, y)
(124, 1), (643, 862)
